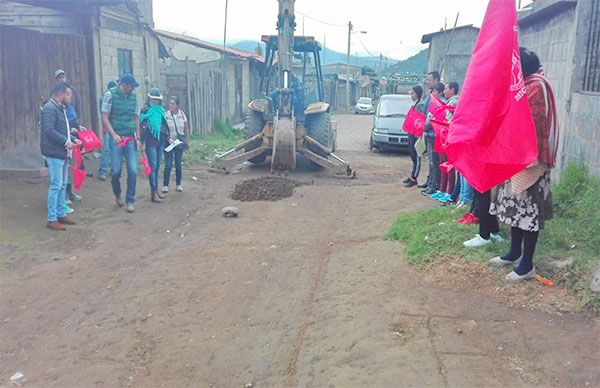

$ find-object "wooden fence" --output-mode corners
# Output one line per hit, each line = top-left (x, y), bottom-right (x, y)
(161, 59), (224, 137)
(0, 25), (93, 152)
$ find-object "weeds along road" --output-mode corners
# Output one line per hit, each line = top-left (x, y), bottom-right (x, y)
(1, 114), (599, 387)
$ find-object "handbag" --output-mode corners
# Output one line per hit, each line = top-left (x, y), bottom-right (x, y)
(77, 129), (102, 152)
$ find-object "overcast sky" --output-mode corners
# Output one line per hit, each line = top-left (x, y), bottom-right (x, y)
(153, 1), (531, 61)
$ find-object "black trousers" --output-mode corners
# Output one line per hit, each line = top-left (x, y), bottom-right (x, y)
(475, 190), (499, 239)
(408, 134), (421, 180)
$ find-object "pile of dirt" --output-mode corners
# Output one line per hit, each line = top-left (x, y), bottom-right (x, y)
(231, 177), (308, 202)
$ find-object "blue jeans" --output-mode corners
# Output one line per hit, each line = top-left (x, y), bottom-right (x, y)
(98, 133), (111, 174)
(460, 174), (474, 204)
(450, 172), (461, 201)
(46, 157), (68, 222)
(145, 143), (162, 192)
(163, 146), (183, 186)
(109, 138), (137, 204)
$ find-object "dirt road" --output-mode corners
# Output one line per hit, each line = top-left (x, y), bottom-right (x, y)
(1, 114), (599, 387)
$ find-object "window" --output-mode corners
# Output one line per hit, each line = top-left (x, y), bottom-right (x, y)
(117, 48), (133, 77)
(582, 0), (600, 92)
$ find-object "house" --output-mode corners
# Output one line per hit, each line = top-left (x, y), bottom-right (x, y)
(155, 29), (265, 131)
(421, 24), (480, 86)
(0, 0), (166, 174)
(518, 0), (600, 177)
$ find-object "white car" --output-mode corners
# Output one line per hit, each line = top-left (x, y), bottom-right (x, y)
(354, 97), (375, 115)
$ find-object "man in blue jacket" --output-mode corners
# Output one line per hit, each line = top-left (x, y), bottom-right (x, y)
(41, 82), (81, 230)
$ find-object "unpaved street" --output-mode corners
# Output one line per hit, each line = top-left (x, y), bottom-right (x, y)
(1, 114), (599, 387)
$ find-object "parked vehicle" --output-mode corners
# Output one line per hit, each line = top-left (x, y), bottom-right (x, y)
(354, 97), (375, 115)
(369, 94), (412, 152)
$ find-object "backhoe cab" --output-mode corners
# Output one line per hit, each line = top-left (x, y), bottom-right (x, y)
(213, 0), (353, 176)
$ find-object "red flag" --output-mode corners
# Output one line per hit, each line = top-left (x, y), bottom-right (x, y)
(439, 162), (455, 173)
(78, 130), (102, 152)
(430, 119), (449, 153)
(72, 145), (83, 168)
(69, 166), (87, 190)
(445, 0), (537, 193)
(139, 155), (151, 177)
(427, 94), (449, 122)
(402, 106), (427, 136)
(118, 137), (136, 148)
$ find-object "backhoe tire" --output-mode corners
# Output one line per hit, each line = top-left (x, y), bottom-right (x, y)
(244, 110), (267, 164)
(305, 112), (332, 157)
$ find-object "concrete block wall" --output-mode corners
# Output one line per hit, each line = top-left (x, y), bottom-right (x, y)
(519, 0), (599, 178)
(564, 92), (600, 175)
(519, 6), (576, 152)
(427, 28), (479, 76)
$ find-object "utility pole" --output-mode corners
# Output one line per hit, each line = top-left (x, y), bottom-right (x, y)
(379, 54), (383, 76)
(346, 21), (352, 111)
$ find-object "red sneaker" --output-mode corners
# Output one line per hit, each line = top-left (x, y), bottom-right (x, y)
(465, 213), (479, 224)
(457, 212), (470, 223)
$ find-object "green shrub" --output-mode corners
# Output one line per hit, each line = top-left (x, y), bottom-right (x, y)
(388, 161), (600, 313)
(185, 119), (243, 165)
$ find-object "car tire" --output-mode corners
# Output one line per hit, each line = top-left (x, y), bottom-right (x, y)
(369, 135), (379, 153)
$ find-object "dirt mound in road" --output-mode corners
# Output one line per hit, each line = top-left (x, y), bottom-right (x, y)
(231, 176), (309, 202)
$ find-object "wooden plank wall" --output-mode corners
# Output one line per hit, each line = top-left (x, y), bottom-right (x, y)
(0, 25), (92, 152)
(161, 59), (224, 137)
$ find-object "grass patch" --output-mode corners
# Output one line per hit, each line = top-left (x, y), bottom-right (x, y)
(388, 161), (600, 313)
(185, 119), (243, 165)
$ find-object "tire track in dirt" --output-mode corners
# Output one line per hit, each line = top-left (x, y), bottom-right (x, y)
(427, 316), (449, 387)
(284, 196), (351, 386)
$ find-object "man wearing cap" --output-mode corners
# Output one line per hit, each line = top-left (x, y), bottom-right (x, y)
(101, 73), (141, 213)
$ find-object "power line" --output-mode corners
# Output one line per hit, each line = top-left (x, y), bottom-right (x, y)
(295, 10), (347, 28)
(355, 34), (379, 58)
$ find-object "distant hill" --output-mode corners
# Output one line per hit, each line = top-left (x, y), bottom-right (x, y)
(385, 49), (429, 74)
(229, 40), (396, 71)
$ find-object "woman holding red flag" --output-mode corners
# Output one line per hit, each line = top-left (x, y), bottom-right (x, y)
(489, 48), (558, 283)
(403, 84), (426, 187)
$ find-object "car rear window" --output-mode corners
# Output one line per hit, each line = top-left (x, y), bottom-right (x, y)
(358, 97), (372, 104)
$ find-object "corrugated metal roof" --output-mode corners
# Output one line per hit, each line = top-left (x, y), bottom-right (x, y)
(154, 29), (265, 63)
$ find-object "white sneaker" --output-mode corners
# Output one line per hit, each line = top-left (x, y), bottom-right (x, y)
(490, 256), (522, 267)
(490, 233), (504, 242)
(176, 185), (183, 192)
(162, 186), (169, 193)
(505, 267), (536, 283)
(463, 234), (491, 248)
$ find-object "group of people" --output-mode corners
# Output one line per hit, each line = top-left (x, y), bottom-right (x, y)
(402, 47), (557, 283)
(41, 71), (190, 230)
